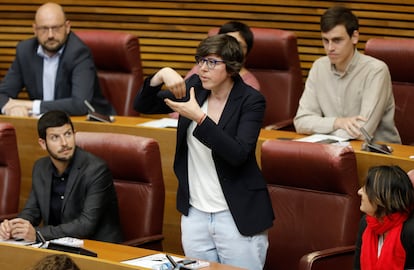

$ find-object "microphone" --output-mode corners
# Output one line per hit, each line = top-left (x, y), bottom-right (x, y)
(360, 127), (392, 154)
(84, 100), (113, 123)
(36, 231), (47, 248)
(83, 100), (95, 112)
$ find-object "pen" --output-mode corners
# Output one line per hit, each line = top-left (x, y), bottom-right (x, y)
(166, 254), (192, 270)
(177, 259), (197, 265)
(166, 254), (178, 268)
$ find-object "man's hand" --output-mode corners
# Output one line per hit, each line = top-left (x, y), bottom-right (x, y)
(0, 219), (12, 240)
(334, 115), (367, 138)
(2, 99), (33, 116)
(0, 218), (36, 242)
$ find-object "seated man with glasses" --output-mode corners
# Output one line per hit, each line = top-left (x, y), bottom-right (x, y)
(0, 2), (114, 117)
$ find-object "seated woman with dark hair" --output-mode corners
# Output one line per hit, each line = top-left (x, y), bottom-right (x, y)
(355, 165), (414, 269)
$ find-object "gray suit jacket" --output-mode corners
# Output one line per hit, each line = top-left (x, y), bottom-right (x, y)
(0, 32), (114, 115)
(19, 147), (123, 243)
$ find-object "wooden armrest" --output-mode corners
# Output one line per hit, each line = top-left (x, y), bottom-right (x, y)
(298, 245), (356, 270)
(264, 118), (295, 131)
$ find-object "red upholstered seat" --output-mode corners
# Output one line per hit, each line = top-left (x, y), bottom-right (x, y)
(261, 140), (360, 270)
(75, 30), (143, 116)
(75, 132), (165, 249)
(364, 38), (414, 145)
(0, 122), (21, 221)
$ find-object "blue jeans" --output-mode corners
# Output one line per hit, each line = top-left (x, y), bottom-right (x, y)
(181, 207), (268, 270)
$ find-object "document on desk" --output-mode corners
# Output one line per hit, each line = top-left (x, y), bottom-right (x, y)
(49, 237), (84, 247)
(0, 238), (35, 246)
(121, 253), (209, 269)
(295, 134), (349, 145)
(137, 118), (178, 128)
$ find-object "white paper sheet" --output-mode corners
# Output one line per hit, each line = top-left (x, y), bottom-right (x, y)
(137, 118), (178, 128)
(121, 253), (209, 269)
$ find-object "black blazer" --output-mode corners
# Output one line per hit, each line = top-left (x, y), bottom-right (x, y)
(19, 147), (123, 243)
(134, 74), (274, 236)
(0, 32), (114, 115)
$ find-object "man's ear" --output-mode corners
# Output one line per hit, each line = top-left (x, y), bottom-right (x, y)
(65, 20), (71, 34)
(351, 30), (359, 45)
(38, 138), (47, 150)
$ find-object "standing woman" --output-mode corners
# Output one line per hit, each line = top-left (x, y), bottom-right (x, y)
(355, 165), (414, 269)
(134, 34), (274, 270)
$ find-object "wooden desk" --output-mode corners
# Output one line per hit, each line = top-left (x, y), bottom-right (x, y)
(83, 239), (243, 269)
(0, 242), (138, 270)
(0, 240), (242, 270)
(1, 115), (414, 255)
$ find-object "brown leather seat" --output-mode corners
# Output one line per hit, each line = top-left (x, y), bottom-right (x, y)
(75, 30), (143, 116)
(75, 132), (165, 250)
(364, 38), (414, 145)
(261, 140), (360, 270)
(208, 27), (304, 130)
(0, 122), (21, 221)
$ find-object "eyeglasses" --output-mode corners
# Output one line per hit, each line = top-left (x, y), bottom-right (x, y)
(195, 56), (225, 70)
(35, 23), (65, 35)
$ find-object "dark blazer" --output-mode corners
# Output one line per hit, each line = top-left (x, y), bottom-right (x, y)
(134, 74), (274, 236)
(0, 32), (114, 115)
(19, 147), (123, 243)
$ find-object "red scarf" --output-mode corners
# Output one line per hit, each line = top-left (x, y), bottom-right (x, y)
(361, 212), (408, 270)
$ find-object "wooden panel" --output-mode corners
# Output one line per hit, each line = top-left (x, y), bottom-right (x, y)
(0, 240), (243, 270)
(1, 1), (414, 80)
(0, 243), (138, 270)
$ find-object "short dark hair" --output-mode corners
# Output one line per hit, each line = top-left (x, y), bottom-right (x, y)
(365, 165), (414, 218)
(196, 34), (243, 78)
(32, 254), (80, 270)
(320, 6), (359, 37)
(219, 21), (254, 55)
(38, 110), (74, 139)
